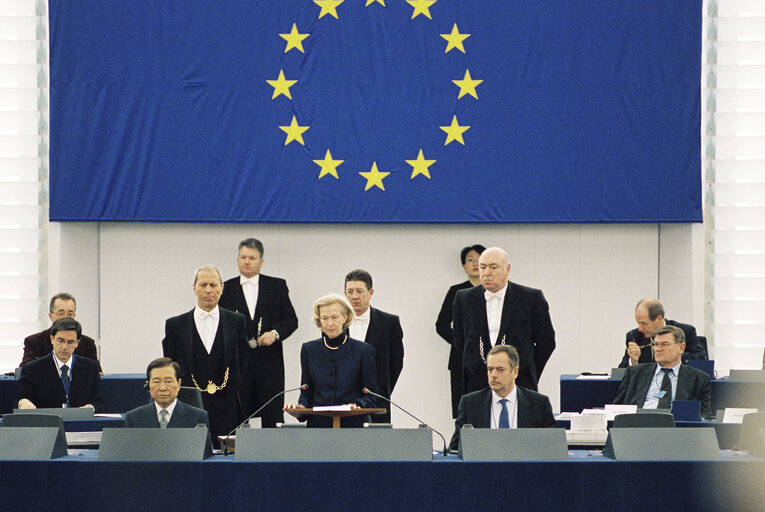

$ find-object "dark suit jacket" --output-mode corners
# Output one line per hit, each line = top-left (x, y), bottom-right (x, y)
(449, 386), (556, 451)
(161, 308), (248, 392)
(297, 337), (379, 427)
(436, 280), (473, 371)
(124, 400), (210, 428)
(619, 319), (706, 367)
(20, 328), (99, 368)
(16, 353), (104, 411)
(613, 362), (712, 419)
(452, 282), (555, 392)
(363, 307), (403, 423)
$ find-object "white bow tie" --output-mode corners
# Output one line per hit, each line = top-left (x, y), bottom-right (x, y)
(199, 311), (218, 320)
(484, 290), (505, 302)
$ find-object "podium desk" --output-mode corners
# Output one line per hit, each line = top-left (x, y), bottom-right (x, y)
(560, 374), (765, 414)
(0, 450), (764, 511)
(0, 373), (147, 414)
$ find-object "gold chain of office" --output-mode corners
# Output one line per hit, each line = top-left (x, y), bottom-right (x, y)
(191, 367), (229, 394)
(479, 335), (506, 364)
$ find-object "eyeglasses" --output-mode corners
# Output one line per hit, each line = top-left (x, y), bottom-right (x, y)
(650, 342), (675, 349)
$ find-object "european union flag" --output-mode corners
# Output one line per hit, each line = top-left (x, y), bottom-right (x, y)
(49, 0), (701, 223)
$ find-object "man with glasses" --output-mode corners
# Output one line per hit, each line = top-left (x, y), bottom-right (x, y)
(619, 298), (706, 368)
(613, 325), (712, 418)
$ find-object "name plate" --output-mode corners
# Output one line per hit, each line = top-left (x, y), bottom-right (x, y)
(458, 429), (568, 461)
(99, 428), (211, 460)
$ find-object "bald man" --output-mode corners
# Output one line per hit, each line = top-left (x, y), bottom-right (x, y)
(452, 247), (556, 395)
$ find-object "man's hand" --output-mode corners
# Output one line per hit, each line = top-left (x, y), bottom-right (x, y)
(283, 403), (305, 411)
(257, 331), (278, 347)
(79, 404), (95, 410)
(627, 341), (641, 365)
(17, 398), (36, 409)
(344, 403), (360, 410)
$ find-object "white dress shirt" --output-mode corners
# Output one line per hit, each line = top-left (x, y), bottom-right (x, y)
(490, 387), (518, 428)
(643, 361), (681, 409)
(154, 398), (178, 424)
(485, 283), (508, 345)
(194, 305), (220, 353)
(53, 353), (74, 379)
(349, 307), (371, 342)
(240, 274), (260, 320)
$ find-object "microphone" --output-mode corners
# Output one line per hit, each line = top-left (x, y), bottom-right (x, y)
(222, 384), (307, 455)
(363, 387), (450, 456)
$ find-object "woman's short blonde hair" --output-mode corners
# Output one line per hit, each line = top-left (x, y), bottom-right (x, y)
(312, 293), (354, 331)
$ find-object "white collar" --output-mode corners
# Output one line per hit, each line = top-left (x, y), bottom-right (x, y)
(354, 307), (371, 322)
(655, 361), (682, 377)
(240, 274), (260, 286)
(484, 282), (509, 301)
(492, 386), (517, 404)
(194, 305), (219, 319)
(53, 353), (73, 370)
(154, 398), (178, 417)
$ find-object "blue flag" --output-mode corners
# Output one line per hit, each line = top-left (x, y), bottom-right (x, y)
(49, 0), (702, 223)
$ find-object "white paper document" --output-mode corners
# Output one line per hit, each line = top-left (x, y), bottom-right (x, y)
(604, 404), (638, 421)
(721, 407), (758, 424)
(313, 405), (352, 412)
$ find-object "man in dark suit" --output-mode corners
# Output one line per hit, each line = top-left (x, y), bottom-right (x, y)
(449, 345), (555, 451)
(162, 265), (248, 440)
(218, 238), (298, 428)
(436, 244), (485, 418)
(124, 357), (209, 429)
(619, 298), (706, 367)
(16, 317), (103, 411)
(452, 247), (556, 395)
(19, 292), (100, 369)
(344, 269), (404, 424)
(614, 325), (712, 418)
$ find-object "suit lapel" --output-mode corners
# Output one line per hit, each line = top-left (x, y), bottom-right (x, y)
(231, 279), (252, 320)
(365, 308), (381, 349)
(45, 355), (67, 404)
(477, 389), (492, 428)
(472, 287), (490, 343)
(253, 275), (270, 321)
(634, 364), (656, 407)
(516, 387), (531, 427)
(497, 283), (519, 345)
(168, 402), (187, 427)
(675, 365), (692, 400)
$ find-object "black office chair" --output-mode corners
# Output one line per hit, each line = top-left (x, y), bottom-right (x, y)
(177, 386), (204, 409)
(696, 335), (709, 360)
(613, 413), (675, 428)
(737, 412), (765, 454)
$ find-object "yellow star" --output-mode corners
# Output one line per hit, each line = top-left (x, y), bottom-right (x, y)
(279, 116), (310, 146)
(267, 70), (297, 100)
(314, 0), (343, 19)
(440, 116), (470, 145)
(279, 23), (310, 54)
(452, 69), (483, 99)
(313, 149), (344, 179)
(406, 149), (436, 179)
(359, 162), (390, 191)
(366, 0), (385, 5)
(441, 24), (470, 53)
(406, 0), (436, 20)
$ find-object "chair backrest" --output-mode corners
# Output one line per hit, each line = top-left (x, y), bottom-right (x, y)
(613, 413), (675, 428)
(177, 386), (204, 409)
(737, 412), (765, 452)
(696, 335), (709, 360)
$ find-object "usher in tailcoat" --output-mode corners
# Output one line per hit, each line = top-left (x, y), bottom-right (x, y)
(436, 280), (474, 417)
(219, 274), (298, 427)
(452, 282), (556, 394)
(16, 353), (103, 411)
(449, 386), (556, 451)
(362, 307), (404, 424)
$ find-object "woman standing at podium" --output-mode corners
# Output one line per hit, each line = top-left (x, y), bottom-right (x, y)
(284, 293), (379, 427)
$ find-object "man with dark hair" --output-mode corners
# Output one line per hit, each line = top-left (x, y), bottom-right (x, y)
(619, 298), (706, 367)
(20, 292), (99, 368)
(453, 247), (556, 395)
(344, 269), (404, 424)
(614, 325), (712, 418)
(436, 244), (485, 417)
(219, 238), (298, 428)
(162, 265), (248, 439)
(449, 344), (555, 451)
(124, 357), (209, 429)
(16, 317), (103, 411)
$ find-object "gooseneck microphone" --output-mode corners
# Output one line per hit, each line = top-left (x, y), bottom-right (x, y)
(222, 384), (307, 455)
(363, 387), (450, 456)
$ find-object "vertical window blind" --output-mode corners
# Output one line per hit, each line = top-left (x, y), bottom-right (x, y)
(706, 0), (765, 371)
(0, 0), (47, 372)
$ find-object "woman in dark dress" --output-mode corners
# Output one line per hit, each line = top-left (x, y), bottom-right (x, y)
(435, 244), (485, 418)
(284, 293), (378, 427)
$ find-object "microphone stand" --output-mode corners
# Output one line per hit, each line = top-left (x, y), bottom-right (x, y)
(363, 387), (450, 456)
(222, 384), (306, 455)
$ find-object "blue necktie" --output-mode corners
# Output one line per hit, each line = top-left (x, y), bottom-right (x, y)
(498, 398), (509, 428)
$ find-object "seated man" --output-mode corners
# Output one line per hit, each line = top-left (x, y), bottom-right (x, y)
(449, 344), (555, 452)
(20, 292), (100, 369)
(124, 357), (209, 428)
(619, 298), (706, 367)
(614, 325), (712, 418)
(16, 317), (103, 411)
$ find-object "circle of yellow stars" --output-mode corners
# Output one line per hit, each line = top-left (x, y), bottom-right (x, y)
(269, 0), (482, 192)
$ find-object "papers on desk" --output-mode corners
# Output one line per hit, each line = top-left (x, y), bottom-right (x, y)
(721, 408), (758, 424)
(313, 405), (352, 412)
(95, 413), (124, 418)
(575, 374), (610, 380)
(560, 410), (608, 447)
(604, 404), (637, 421)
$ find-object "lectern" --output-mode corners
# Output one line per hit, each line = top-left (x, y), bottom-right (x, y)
(285, 406), (386, 428)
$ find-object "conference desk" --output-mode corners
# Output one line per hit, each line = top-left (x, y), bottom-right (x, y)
(0, 450), (763, 511)
(560, 374), (765, 414)
(0, 373), (147, 414)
